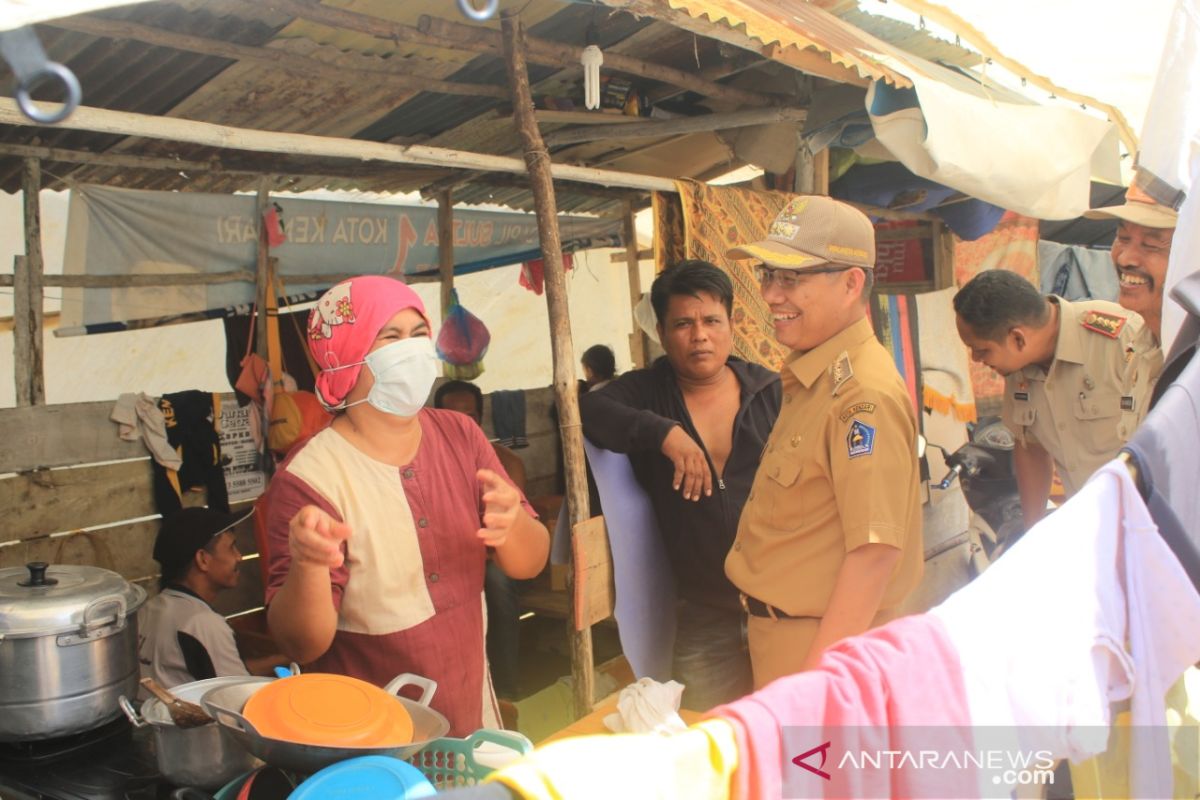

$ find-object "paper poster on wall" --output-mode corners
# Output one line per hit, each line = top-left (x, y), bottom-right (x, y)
(218, 398), (265, 504)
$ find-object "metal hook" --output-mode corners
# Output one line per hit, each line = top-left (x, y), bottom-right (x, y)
(0, 26), (82, 125)
(458, 0), (499, 22)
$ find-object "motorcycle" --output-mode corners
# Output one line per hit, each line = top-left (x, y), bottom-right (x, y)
(926, 416), (1025, 572)
(904, 416), (1024, 614)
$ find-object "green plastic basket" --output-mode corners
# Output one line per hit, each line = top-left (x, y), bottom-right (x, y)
(408, 729), (532, 789)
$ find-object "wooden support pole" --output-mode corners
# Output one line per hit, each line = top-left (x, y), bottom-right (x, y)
(622, 202), (647, 370)
(19, 159), (45, 405)
(543, 107), (807, 147)
(255, 179), (271, 360)
(437, 191), (454, 321)
(0, 99), (677, 194)
(933, 221), (957, 289)
(502, 13), (595, 720)
(49, 15), (508, 100)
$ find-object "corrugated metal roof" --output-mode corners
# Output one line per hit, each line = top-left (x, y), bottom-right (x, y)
(637, 0), (912, 86)
(0, 0), (1089, 217)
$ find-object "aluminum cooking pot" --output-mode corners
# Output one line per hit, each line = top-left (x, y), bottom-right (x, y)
(0, 561), (145, 741)
(119, 676), (263, 789)
(201, 673), (449, 774)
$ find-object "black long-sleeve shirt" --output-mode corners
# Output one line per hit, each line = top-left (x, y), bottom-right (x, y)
(580, 356), (781, 610)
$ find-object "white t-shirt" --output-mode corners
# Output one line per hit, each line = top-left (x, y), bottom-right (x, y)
(137, 587), (248, 690)
(931, 461), (1200, 797)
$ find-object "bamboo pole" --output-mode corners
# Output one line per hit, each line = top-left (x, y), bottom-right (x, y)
(255, 179), (271, 360)
(18, 160), (45, 406)
(437, 191), (454, 321)
(49, 15), (508, 100)
(0, 99), (677, 194)
(501, 12), (595, 720)
(622, 202), (647, 370)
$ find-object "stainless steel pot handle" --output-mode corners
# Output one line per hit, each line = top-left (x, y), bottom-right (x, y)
(118, 695), (147, 728)
(383, 672), (437, 707)
(81, 594), (127, 631)
(201, 698), (264, 738)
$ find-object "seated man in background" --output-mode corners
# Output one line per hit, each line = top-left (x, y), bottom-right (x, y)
(434, 380), (525, 702)
(139, 507), (287, 687)
(580, 259), (781, 710)
(954, 269), (1162, 528)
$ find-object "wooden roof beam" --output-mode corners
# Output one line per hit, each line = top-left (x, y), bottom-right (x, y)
(0, 142), (448, 184)
(49, 14), (509, 99)
(543, 106), (807, 146)
(0, 98), (677, 193)
(251, 0), (776, 108)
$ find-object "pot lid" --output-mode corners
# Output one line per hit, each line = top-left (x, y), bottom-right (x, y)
(242, 674), (414, 747)
(0, 562), (146, 638)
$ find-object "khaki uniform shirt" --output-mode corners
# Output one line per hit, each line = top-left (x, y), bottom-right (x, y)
(1001, 298), (1162, 497)
(725, 317), (924, 617)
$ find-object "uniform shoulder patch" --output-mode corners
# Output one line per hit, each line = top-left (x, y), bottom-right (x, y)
(839, 402), (876, 422)
(847, 418), (875, 459)
(830, 351), (854, 396)
(1080, 310), (1126, 339)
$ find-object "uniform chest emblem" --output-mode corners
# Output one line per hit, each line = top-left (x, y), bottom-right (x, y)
(847, 419), (876, 459)
(1081, 310), (1126, 339)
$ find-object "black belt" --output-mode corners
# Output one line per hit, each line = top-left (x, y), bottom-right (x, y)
(739, 592), (811, 620)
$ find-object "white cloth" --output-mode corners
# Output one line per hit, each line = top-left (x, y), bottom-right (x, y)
(1137, 0), (1200, 352)
(603, 678), (687, 735)
(111, 392), (182, 470)
(930, 461), (1200, 798)
(866, 53), (1120, 221)
(137, 588), (248, 691)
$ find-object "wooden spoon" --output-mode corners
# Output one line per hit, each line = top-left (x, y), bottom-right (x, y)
(141, 677), (215, 728)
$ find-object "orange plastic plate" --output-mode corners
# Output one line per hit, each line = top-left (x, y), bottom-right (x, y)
(243, 674), (414, 747)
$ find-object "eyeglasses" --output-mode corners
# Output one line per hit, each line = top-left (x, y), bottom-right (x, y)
(754, 264), (852, 290)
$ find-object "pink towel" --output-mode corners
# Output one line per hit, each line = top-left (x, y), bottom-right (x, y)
(708, 614), (975, 799)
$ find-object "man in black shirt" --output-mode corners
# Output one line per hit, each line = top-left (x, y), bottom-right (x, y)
(580, 260), (781, 709)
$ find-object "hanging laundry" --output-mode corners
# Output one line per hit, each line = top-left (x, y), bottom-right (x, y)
(491, 390), (527, 449)
(930, 461), (1200, 798)
(485, 718), (738, 800)
(518, 252), (574, 295)
(707, 614), (976, 800)
(110, 392), (182, 470)
(1126, 272), (1200, 592)
(1037, 240), (1120, 302)
(153, 391), (231, 515)
(914, 287), (976, 422)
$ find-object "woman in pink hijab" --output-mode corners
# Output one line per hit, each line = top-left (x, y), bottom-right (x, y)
(264, 276), (548, 736)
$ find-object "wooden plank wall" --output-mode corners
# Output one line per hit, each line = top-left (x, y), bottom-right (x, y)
(0, 386), (562, 620)
(0, 396), (263, 615)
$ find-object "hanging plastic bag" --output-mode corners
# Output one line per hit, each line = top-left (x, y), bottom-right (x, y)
(436, 289), (491, 380)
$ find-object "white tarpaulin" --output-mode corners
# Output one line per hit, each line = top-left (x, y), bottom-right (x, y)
(60, 185), (622, 329)
(865, 54), (1122, 220)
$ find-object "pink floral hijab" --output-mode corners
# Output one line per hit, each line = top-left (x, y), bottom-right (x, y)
(308, 276), (431, 408)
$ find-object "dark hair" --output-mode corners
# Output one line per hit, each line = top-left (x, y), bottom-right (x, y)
(650, 259), (734, 325)
(953, 270), (1049, 341)
(581, 344), (616, 381)
(433, 379), (483, 414)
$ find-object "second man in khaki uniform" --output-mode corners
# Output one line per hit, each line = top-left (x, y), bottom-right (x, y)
(954, 269), (1162, 529)
(725, 196), (924, 688)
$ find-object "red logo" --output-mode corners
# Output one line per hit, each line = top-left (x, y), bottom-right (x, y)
(793, 741), (833, 780)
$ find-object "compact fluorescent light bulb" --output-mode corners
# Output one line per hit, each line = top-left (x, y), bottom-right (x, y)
(581, 45), (603, 110)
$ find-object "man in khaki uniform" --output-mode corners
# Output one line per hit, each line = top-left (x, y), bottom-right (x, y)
(1083, 184), (1178, 344)
(725, 196), (924, 688)
(954, 269), (1162, 529)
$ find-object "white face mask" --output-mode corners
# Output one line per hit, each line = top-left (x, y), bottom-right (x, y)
(333, 336), (440, 417)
